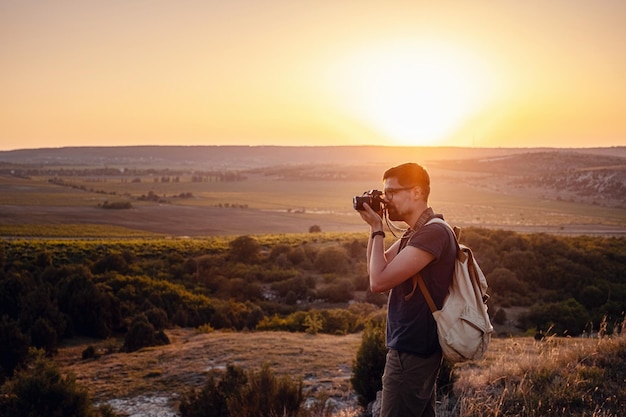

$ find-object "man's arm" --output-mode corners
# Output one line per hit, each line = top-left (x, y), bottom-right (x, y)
(369, 244), (435, 293)
(359, 203), (434, 293)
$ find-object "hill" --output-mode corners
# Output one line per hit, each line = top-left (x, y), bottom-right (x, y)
(1, 145), (625, 169)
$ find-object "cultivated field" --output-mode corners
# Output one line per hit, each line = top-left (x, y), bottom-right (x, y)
(1, 166), (624, 238)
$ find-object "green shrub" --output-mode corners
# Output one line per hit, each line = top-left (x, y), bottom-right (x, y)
(179, 363), (303, 417)
(228, 363), (303, 417)
(29, 317), (58, 355)
(229, 235), (260, 263)
(0, 316), (29, 384)
(0, 350), (94, 417)
(351, 321), (387, 407)
(122, 315), (170, 352)
(316, 278), (355, 303)
(314, 247), (349, 274)
(522, 298), (590, 336)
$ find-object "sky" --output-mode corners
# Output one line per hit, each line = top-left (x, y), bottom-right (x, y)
(1, 0), (625, 151)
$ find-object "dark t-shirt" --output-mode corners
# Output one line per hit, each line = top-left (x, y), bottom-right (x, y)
(386, 221), (456, 356)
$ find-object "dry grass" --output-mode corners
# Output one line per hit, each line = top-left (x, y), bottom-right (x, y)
(57, 329), (362, 410)
(56, 330), (626, 416)
(442, 334), (626, 417)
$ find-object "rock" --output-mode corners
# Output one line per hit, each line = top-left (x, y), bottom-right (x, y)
(366, 390), (382, 417)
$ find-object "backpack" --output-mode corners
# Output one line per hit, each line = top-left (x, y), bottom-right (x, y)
(409, 217), (493, 363)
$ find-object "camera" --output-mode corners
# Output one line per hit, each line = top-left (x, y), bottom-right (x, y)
(353, 189), (384, 212)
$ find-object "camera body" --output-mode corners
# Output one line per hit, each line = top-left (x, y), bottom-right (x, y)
(353, 189), (384, 212)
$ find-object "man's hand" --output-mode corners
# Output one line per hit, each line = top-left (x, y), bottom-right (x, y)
(358, 202), (384, 231)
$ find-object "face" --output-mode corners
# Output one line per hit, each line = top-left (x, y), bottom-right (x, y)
(383, 177), (416, 222)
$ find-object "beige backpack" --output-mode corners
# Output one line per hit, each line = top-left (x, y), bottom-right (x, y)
(409, 217), (493, 363)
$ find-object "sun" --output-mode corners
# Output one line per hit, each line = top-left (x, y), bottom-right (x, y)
(327, 40), (499, 146)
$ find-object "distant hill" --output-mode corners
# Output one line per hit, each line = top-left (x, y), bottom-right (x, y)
(429, 151), (626, 208)
(1, 145), (624, 170)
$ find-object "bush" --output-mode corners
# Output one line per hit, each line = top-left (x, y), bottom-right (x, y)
(351, 321), (387, 407)
(228, 235), (260, 263)
(316, 278), (355, 303)
(0, 316), (30, 384)
(0, 350), (94, 417)
(228, 363), (303, 417)
(179, 363), (303, 417)
(82, 345), (97, 360)
(179, 370), (240, 417)
(99, 200), (132, 209)
(122, 315), (170, 352)
(314, 248), (350, 274)
(522, 298), (590, 336)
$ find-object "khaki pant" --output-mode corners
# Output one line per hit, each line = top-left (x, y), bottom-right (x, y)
(380, 349), (443, 417)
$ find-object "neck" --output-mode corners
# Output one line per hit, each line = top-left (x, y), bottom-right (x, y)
(407, 205), (431, 230)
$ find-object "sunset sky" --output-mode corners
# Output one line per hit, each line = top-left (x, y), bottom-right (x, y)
(1, 0), (625, 151)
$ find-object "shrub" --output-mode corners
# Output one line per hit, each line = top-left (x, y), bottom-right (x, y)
(522, 298), (590, 336)
(179, 363), (304, 417)
(351, 321), (387, 407)
(0, 316), (29, 384)
(228, 364), (303, 417)
(309, 225), (321, 233)
(0, 350), (94, 417)
(304, 312), (324, 335)
(228, 235), (260, 263)
(91, 252), (128, 274)
(145, 307), (169, 330)
(99, 200), (132, 209)
(493, 308), (508, 325)
(122, 315), (170, 352)
(314, 247), (349, 274)
(319, 308), (357, 335)
(29, 317), (58, 355)
(81, 345), (97, 360)
(316, 278), (355, 303)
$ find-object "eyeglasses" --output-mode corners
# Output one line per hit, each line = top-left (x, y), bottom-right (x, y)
(383, 186), (415, 200)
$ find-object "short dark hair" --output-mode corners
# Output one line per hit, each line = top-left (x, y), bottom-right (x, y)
(383, 162), (430, 200)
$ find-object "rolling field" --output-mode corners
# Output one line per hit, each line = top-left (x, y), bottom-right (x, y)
(1, 166), (625, 237)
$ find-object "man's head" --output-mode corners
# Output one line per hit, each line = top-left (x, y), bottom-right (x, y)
(382, 163), (430, 223)
(382, 162), (430, 200)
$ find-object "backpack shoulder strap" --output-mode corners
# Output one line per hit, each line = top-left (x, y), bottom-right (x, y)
(404, 217), (457, 305)
(415, 274), (437, 312)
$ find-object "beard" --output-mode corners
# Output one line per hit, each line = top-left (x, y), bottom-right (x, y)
(386, 204), (403, 222)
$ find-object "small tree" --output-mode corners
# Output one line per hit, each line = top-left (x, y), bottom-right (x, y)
(229, 235), (260, 263)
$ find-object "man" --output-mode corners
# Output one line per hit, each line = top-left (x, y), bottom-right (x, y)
(358, 162), (456, 417)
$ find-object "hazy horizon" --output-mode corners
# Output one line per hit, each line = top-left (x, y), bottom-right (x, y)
(2, 1), (625, 151)
(3, 143), (625, 154)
